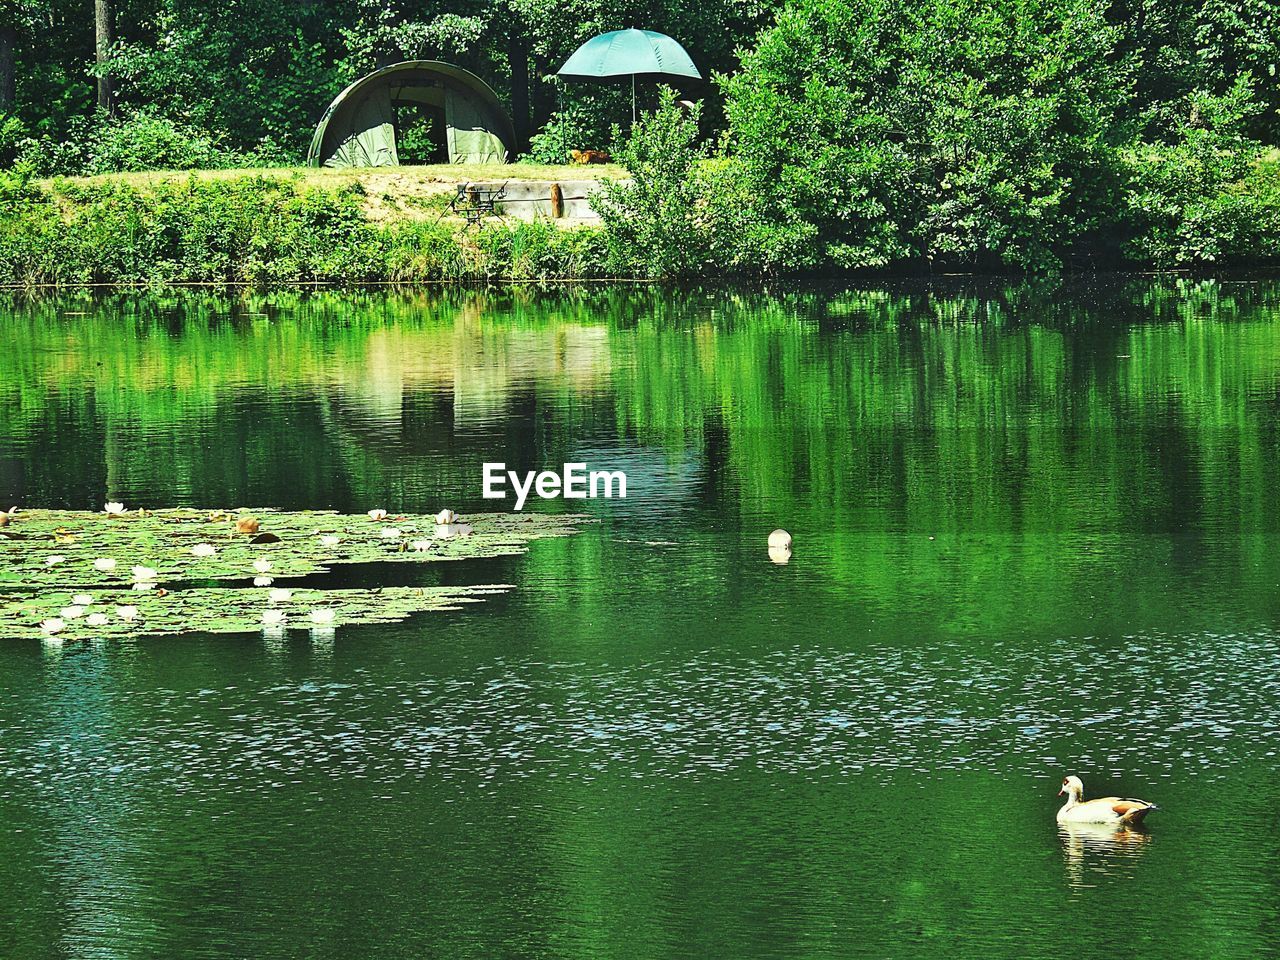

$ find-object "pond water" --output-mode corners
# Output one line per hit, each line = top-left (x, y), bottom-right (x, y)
(1, 281), (1278, 958)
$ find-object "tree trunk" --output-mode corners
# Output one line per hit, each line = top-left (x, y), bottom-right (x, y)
(508, 30), (530, 153)
(0, 24), (16, 114)
(531, 54), (553, 131)
(95, 0), (113, 114)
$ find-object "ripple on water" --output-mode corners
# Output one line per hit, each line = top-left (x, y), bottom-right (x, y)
(4, 630), (1279, 803)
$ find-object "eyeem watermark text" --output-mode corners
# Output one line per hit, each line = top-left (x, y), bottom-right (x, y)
(483, 462), (627, 511)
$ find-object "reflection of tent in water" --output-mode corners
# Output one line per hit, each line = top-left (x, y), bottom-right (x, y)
(307, 60), (515, 167)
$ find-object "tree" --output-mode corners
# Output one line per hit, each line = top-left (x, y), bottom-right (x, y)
(94, 0), (113, 113)
(0, 0), (51, 114)
(721, 0), (1130, 271)
(0, 22), (15, 112)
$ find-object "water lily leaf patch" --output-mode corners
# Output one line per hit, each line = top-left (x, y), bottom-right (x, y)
(0, 507), (581, 640)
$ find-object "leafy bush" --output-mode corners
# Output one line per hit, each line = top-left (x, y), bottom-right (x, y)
(0, 113), (30, 169)
(1, 109), (260, 176)
(593, 94), (709, 278)
(395, 113), (440, 165)
(526, 105), (613, 165)
(80, 110), (248, 174)
(1123, 80), (1280, 266)
(589, 3), (1280, 278)
(0, 174), (613, 286)
(525, 110), (594, 166)
(721, 0), (1128, 272)
(594, 93), (786, 278)
(524, 86), (634, 165)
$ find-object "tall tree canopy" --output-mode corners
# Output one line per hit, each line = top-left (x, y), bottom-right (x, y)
(1, 0), (777, 158)
(0, 0), (1275, 181)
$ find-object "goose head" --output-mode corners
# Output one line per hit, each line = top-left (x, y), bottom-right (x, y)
(1059, 775), (1084, 799)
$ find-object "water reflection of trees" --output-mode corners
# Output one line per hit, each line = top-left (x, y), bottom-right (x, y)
(2, 280), (1278, 636)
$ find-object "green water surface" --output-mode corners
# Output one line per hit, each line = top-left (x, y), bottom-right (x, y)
(1, 281), (1278, 959)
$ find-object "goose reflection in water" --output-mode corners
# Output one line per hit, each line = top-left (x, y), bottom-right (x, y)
(1060, 822), (1153, 889)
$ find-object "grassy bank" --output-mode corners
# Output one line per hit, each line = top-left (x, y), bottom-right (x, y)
(0, 166), (621, 287)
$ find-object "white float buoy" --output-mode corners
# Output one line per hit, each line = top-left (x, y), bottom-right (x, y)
(768, 529), (792, 550)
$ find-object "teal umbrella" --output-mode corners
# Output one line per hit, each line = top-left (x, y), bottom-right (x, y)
(557, 29), (702, 123)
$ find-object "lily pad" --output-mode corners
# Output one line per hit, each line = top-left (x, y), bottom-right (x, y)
(2, 584), (512, 642)
(0, 507), (582, 640)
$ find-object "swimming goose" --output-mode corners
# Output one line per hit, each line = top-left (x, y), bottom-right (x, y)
(1057, 775), (1157, 826)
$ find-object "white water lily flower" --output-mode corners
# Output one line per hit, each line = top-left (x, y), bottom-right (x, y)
(115, 605), (138, 621)
(410, 539), (432, 552)
(262, 609), (287, 626)
(380, 527), (402, 539)
(191, 543), (216, 558)
(367, 509), (388, 521)
(131, 565), (157, 581)
(253, 576), (274, 587)
(434, 508), (459, 525)
(86, 612), (109, 627)
(268, 588), (293, 603)
(45, 555), (66, 566)
(40, 618), (66, 635)
(60, 605), (85, 620)
(253, 558), (273, 573)
(72, 593), (93, 606)
(93, 557), (118, 572)
(132, 581), (156, 592)
(320, 534), (341, 547)
(104, 501), (126, 516)
(309, 608), (336, 625)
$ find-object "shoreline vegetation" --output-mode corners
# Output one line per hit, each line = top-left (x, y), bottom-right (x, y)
(0, 166), (620, 287)
(3, 1), (1280, 286)
(2, 146), (1277, 289)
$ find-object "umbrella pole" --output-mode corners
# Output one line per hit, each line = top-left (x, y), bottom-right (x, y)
(631, 74), (636, 126)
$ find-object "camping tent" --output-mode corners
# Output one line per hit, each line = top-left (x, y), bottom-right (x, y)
(307, 61), (515, 168)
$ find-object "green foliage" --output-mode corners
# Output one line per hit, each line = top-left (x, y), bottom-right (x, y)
(1103, 1), (1280, 143)
(1123, 80), (1280, 266)
(0, 112), (29, 168)
(595, 93), (785, 277)
(0, 173), (614, 286)
(78, 109), (247, 173)
(3, 0), (1280, 276)
(525, 101), (613, 165)
(721, 0), (1128, 272)
(5, 108), (274, 176)
(523, 85), (643, 164)
(594, 94), (709, 278)
(394, 110), (440, 165)
(107, 2), (342, 158)
(596, 0), (1280, 276)
(474, 218), (610, 280)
